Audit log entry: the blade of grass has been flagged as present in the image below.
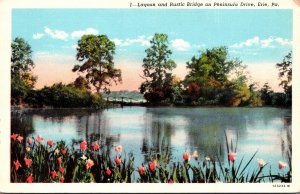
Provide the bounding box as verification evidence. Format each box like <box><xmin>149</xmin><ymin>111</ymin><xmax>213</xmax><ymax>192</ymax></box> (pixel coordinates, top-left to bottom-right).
<box><xmin>235</xmin><ymin>156</ymin><xmax>244</xmax><ymax>176</ymax></box>
<box><xmin>235</xmin><ymin>132</ymin><xmax>238</xmax><ymax>153</ymax></box>
<box><xmin>224</xmin><ymin>130</ymin><xmax>230</xmax><ymax>165</ymax></box>
<box><xmin>216</xmin><ymin>155</ymin><xmax>225</xmax><ymax>181</ymax></box>
<box><xmin>239</xmin><ymin>150</ymin><xmax>258</xmax><ymax>176</ymax></box>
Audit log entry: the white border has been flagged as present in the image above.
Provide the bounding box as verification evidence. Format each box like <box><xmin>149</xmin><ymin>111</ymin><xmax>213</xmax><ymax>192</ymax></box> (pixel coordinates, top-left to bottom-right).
<box><xmin>0</xmin><ymin>0</ymin><xmax>299</xmax><ymax>193</ymax></box>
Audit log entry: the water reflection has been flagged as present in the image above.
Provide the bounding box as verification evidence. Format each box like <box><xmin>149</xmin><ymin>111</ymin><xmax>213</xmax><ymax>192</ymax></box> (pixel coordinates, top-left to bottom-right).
<box><xmin>11</xmin><ymin>107</ymin><xmax>291</xmax><ymax>169</ymax></box>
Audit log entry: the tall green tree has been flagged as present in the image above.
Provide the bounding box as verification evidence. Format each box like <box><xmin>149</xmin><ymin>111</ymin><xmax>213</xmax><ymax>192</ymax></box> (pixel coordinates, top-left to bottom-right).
<box><xmin>72</xmin><ymin>34</ymin><xmax>122</xmax><ymax>93</ymax></box>
<box><xmin>11</xmin><ymin>37</ymin><xmax>37</xmax><ymax>104</ymax></box>
<box><xmin>184</xmin><ymin>46</ymin><xmax>249</xmax><ymax>105</ymax></box>
<box><xmin>11</xmin><ymin>37</ymin><xmax>34</xmax><ymax>75</ymax></box>
<box><xmin>276</xmin><ymin>51</ymin><xmax>292</xmax><ymax>107</ymax></box>
<box><xmin>276</xmin><ymin>52</ymin><xmax>292</xmax><ymax>93</ymax></box>
<box><xmin>140</xmin><ymin>33</ymin><xmax>176</xmax><ymax>103</ymax></box>
<box><xmin>260</xmin><ymin>82</ymin><xmax>274</xmax><ymax>105</ymax></box>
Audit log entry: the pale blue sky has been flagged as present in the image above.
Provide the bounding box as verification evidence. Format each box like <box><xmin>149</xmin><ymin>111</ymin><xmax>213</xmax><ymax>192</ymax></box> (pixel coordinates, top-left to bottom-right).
<box><xmin>12</xmin><ymin>9</ymin><xmax>292</xmax><ymax>90</ymax></box>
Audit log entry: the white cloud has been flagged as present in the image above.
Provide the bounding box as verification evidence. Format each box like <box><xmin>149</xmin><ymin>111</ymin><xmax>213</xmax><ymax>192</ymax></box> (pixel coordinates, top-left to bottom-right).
<box><xmin>230</xmin><ymin>36</ymin><xmax>260</xmax><ymax>48</ymax></box>
<box><xmin>32</xmin><ymin>33</ymin><xmax>45</xmax><ymax>40</ymax></box>
<box><xmin>44</xmin><ymin>27</ymin><xmax>69</xmax><ymax>41</ymax></box>
<box><xmin>112</xmin><ymin>35</ymin><xmax>152</xmax><ymax>47</ymax></box>
<box><xmin>230</xmin><ymin>36</ymin><xmax>292</xmax><ymax>49</ymax></box>
<box><xmin>71</xmin><ymin>28</ymin><xmax>99</xmax><ymax>39</ymax></box>
<box><xmin>112</xmin><ymin>38</ymin><xmax>123</xmax><ymax>46</ymax></box>
<box><xmin>171</xmin><ymin>39</ymin><xmax>191</xmax><ymax>51</ymax></box>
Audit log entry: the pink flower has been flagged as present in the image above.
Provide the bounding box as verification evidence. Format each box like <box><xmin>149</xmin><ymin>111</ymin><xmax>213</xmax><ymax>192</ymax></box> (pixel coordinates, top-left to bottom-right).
<box><xmin>27</xmin><ymin>137</ymin><xmax>33</xmax><ymax>145</ymax></box>
<box><xmin>115</xmin><ymin>145</ymin><xmax>122</xmax><ymax>153</ymax></box>
<box><xmin>13</xmin><ymin>160</ymin><xmax>21</xmax><ymax>171</ymax></box>
<box><xmin>138</xmin><ymin>166</ymin><xmax>145</xmax><ymax>175</ymax></box>
<box><xmin>61</xmin><ymin>149</ymin><xmax>67</xmax><ymax>155</ymax></box>
<box><xmin>17</xmin><ymin>135</ymin><xmax>23</xmax><ymax>143</ymax></box>
<box><xmin>54</xmin><ymin>148</ymin><xmax>60</xmax><ymax>155</ymax></box>
<box><xmin>80</xmin><ymin>141</ymin><xmax>87</xmax><ymax>151</ymax></box>
<box><xmin>114</xmin><ymin>157</ymin><xmax>122</xmax><ymax>165</ymax></box>
<box><xmin>11</xmin><ymin>133</ymin><xmax>18</xmax><ymax>141</ymax></box>
<box><xmin>47</xmin><ymin>139</ymin><xmax>53</xmax><ymax>147</ymax></box>
<box><xmin>106</xmin><ymin>168</ymin><xmax>112</xmax><ymax>176</ymax></box>
<box><xmin>149</xmin><ymin>161</ymin><xmax>157</xmax><ymax>172</ymax></box>
<box><xmin>168</xmin><ymin>179</ymin><xmax>174</xmax><ymax>184</ymax></box>
<box><xmin>59</xmin><ymin>166</ymin><xmax>65</xmax><ymax>174</ymax></box>
<box><xmin>183</xmin><ymin>152</ymin><xmax>190</xmax><ymax>162</ymax></box>
<box><xmin>51</xmin><ymin>170</ymin><xmax>58</xmax><ymax>179</ymax></box>
<box><xmin>257</xmin><ymin>159</ymin><xmax>266</xmax><ymax>168</ymax></box>
<box><xmin>278</xmin><ymin>161</ymin><xmax>287</xmax><ymax>169</ymax></box>
<box><xmin>36</xmin><ymin>135</ymin><xmax>43</xmax><ymax>144</ymax></box>
<box><xmin>26</xmin><ymin>174</ymin><xmax>34</xmax><ymax>183</ymax></box>
<box><xmin>24</xmin><ymin>157</ymin><xmax>32</xmax><ymax>168</ymax></box>
<box><xmin>25</xmin><ymin>147</ymin><xmax>31</xmax><ymax>152</ymax></box>
<box><xmin>60</xmin><ymin>176</ymin><xmax>65</xmax><ymax>183</ymax></box>
<box><xmin>192</xmin><ymin>150</ymin><xmax>199</xmax><ymax>160</ymax></box>
<box><xmin>228</xmin><ymin>152</ymin><xmax>236</xmax><ymax>163</ymax></box>
<box><xmin>57</xmin><ymin>157</ymin><xmax>62</xmax><ymax>164</ymax></box>
<box><xmin>93</xmin><ymin>143</ymin><xmax>100</xmax><ymax>151</ymax></box>
<box><xmin>86</xmin><ymin>159</ymin><xmax>94</xmax><ymax>170</ymax></box>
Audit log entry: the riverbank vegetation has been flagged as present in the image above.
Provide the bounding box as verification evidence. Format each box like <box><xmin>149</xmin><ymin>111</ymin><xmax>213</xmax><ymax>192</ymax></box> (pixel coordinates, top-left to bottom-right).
<box><xmin>11</xmin><ymin>34</ymin><xmax>292</xmax><ymax>108</ymax></box>
<box><xmin>11</xmin><ymin>132</ymin><xmax>291</xmax><ymax>183</ymax></box>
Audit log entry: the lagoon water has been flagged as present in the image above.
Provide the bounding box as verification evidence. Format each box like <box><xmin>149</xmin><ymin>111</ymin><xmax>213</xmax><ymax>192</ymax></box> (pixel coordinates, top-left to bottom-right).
<box><xmin>11</xmin><ymin>107</ymin><xmax>291</xmax><ymax>175</ymax></box>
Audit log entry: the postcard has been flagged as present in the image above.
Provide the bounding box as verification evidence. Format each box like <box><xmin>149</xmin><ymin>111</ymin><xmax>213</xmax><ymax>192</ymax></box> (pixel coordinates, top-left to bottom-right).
<box><xmin>0</xmin><ymin>0</ymin><xmax>299</xmax><ymax>193</ymax></box>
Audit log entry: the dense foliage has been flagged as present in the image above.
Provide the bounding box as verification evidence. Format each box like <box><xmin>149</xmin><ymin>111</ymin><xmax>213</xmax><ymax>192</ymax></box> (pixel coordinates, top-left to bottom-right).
<box><xmin>24</xmin><ymin>82</ymin><xmax>106</xmax><ymax>108</ymax></box>
<box><xmin>72</xmin><ymin>34</ymin><xmax>122</xmax><ymax>93</ymax></box>
<box><xmin>11</xmin><ymin>35</ymin><xmax>292</xmax><ymax>108</ymax></box>
<box><xmin>140</xmin><ymin>33</ymin><xmax>177</xmax><ymax>104</ymax></box>
<box><xmin>11</xmin><ymin>37</ymin><xmax>37</xmax><ymax>105</ymax></box>
<box><xmin>183</xmin><ymin>47</ymin><xmax>255</xmax><ymax>106</ymax></box>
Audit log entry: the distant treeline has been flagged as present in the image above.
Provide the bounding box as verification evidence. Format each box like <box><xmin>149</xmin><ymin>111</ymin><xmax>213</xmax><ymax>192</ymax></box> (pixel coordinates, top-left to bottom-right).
<box><xmin>11</xmin><ymin>34</ymin><xmax>292</xmax><ymax>108</ymax></box>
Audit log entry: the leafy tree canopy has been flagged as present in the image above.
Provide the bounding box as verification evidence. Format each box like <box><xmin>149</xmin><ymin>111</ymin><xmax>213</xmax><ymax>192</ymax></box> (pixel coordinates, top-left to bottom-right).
<box><xmin>140</xmin><ymin>33</ymin><xmax>177</xmax><ymax>103</ymax></box>
<box><xmin>11</xmin><ymin>37</ymin><xmax>34</xmax><ymax>76</ymax></box>
<box><xmin>72</xmin><ymin>34</ymin><xmax>122</xmax><ymax>93</ymax></box>
<box><xmin>276</xmin><ymin>51</ymin><xmax>292</xmax><ymax>92</ymax></box>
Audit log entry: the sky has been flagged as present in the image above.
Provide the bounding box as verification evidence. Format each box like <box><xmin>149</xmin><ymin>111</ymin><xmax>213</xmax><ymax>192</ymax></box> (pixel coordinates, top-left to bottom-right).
<box><xmin>12</xmin><ymin>9</ymin><xmax>293</xmax><ymax>91</ymax></box>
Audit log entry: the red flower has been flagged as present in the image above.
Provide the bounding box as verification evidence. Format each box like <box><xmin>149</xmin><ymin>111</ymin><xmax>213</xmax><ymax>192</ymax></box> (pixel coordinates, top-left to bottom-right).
<box><xmin>11</xmin><ymin>133</ymin><xmax>18</xmax><ymax>141</ymax></box>
<box><xmin>115</xmin><ymin>145</ymin><xmax>122</xmax><ymax>153</ymax></box>
<box><xmin>26</xmin><ymin>174</ymin><xmax>34</xmax><ymax>183</ymax></box>
<box><xmin>278</xmin><ymin>161</ymin><xmax>287</xmax><ymax>169</ymax></box>
<box><xmin>93</xmin><ymin>143</ymin><xmax>100</xmax><ymax>151</ymax></box>
<box><xmin>114</xmin><ymin>157</ymin><xmax>122</xmax><ymax>165</ymax></box>
<box><xmin>27</xmin><ymin>137</ymin><xmax>33</xmax><ymax>145</ymax></box>
<box><xmin>138</xmin><ymin>166</ymin><xmax>145</xmax><ymax>175</ymax></box>
<box><xmin>61</xmin><ymin>149</ymin><xmax>67</xmax><ymax>155</ymax></box>
<box><xmin>149</xmin><ymin>161</ymin><xmax>157</xmax><ymax>172</ymax></box>
<box><xmin>86</xmin><ymin>159</ymin><xmax>94</xmax><ymax>170</ymax></box>
<box><xmin>106</xmin><ymin>168</ymin><xmax>112</xmax><ymax>176</ymax></box>
<box><xmin>24</xmin><ymin>157</ymin><xmax>32</xmax><ymax>168</ymax></box>
<box><xmin>47</xmin><ymin>139</ymin><xmax>53</xmax><ymax>147</ymax></box>
<box><xmin>168</xmin><ymin>179</ymin><xmax>174</xmax><ymax>184</ymax></box>
<box><xmin>51</xmin><ymin>170</ymin><xmax>58</xmax><ymax>179</ymax></box>
<box><xmin>17</xmin><ymin>135</ymin><xmax>23</xmax><ymax>143</ymax></box>
<box><xmin>25</xmin><ymin>147</ymin><xmax>31</xmax><ymax>152</ymax></box>
<box><xmin>13</xmin><ymin>160</ymin><xmax>21</xmax><ymax>171</ymax></box>
<box><xmin>59</xmin><ymin>166</ymin><xmax>65</xmax><ymax>174</ymax></box>
<box><xmin>36</xmin><ymin>135</ymin><xmax>43</xmax><ymax>144</ymax></box>
<box><xmin>60</xmin><ymin>176</ymin><xmax>65</xmax><ymax>183</ymax></box>
<box><xmin>57</xmin><ymin>157</ymin><xmax>62</xmax><ymax>164</ymax></box>
<box><xmin>183</xmin><ymin>152</ymin><xmax>190</xmax><ymax>162</ymax></box>
<box><xmin>228</xmin><ymin>152</ymin><xmax>236</xmax><ymax>163</ymax></box>
<box><xmin>80</xmin><ymin>141</ymin><xmax>87</xmax><ymax>151</ymax></box>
